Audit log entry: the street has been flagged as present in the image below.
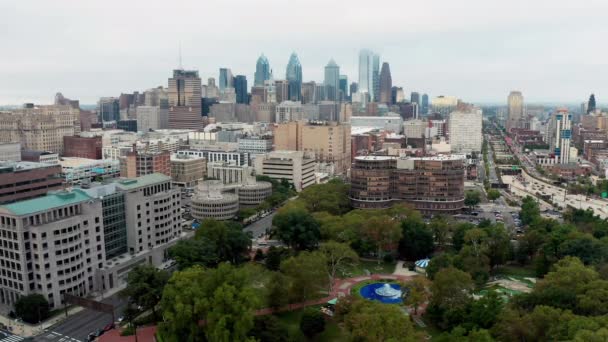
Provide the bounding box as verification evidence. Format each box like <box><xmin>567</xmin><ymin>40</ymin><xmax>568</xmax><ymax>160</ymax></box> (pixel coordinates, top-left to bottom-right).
<box><xmin>244</xmin><ymin>212</ymin><xmax>275</xmax><ymax>239</ymax></box>
<box><xmin>34</xmin><ymin>294</ymin><xmax>127</xmax><ymax>342</ymax></box>
<box><xmin>0</xmin><ymin>329</ymin><xmax>24</xmax><ymax>342</ymax></box>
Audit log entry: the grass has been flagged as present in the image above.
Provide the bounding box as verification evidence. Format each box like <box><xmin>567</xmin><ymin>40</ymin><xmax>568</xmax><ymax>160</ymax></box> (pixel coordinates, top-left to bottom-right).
<box><xmin>275</xmin><ymin>306</ymin><xmax>349</xmax><ymax>341</ymax></box>
<box><xmin>337</xmin><ymin>260</ymin><xmax>396</xmax><ymax>278</ymax></box>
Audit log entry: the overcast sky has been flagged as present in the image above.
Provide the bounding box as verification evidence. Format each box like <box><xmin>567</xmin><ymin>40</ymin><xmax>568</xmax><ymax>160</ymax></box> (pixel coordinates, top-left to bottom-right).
<box><xmin>1</xmin><ymin>0</ymin><xmax>607</xmax><ymax>105</ymax></box>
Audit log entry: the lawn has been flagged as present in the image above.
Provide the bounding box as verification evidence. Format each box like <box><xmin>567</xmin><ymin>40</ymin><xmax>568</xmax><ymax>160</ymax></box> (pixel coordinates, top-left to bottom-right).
<box><xmin>276</xmin><ymin>307</ymin><xmax>349</xmax><ymax>341</ymax></box>
<box><xmin>337</xmin><ymin>260</ymin><xmax>396</xmax><ymax>278</ymax></box>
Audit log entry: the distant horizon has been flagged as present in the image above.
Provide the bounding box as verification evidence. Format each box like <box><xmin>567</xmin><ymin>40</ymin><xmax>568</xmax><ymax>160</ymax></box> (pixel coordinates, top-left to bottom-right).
<box><xmin>1</xmin><ymin>0</ymin><xmax>607</xmax><ymax>104</ymax></box>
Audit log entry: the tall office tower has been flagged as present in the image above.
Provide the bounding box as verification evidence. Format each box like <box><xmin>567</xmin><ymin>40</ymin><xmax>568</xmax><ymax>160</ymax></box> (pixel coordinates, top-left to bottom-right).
<box><xmin>339</xmin><ymin>75</ymin><xmax>348</xmax><ymax>100</ymax></box>
<box><xmin>350</xmin><ymin>82</ymin><xmax>359</xmax><ymax>97</ymax></box>
<box><xmin>98</xmin><ymin>97</ymin><xmax>120</xmax><ymax>122</ymax></box>
<box><xmin>204</xmin><ymin>77</ymin><xmax>219</xmax><ymax>99</ymax></box>
<box><xmin>219</xmin><ymin>68</ymin><xmax>234</xmax><ymax>92</ymax></box>
<box><xmin>588</xmin><ymin>94</ymin><xmax>596</xmax><ymax>114</ymax></box>
<box><xmin>254</xmin><ymin>54</ymin><xmax>271</xmax><ymax>86</ymax></box>
<box><xmin>372</xmin><ymin>54</ymin><xmax>380</xmax><ymax>102</ymax></box>
<box><xmin>168</xmin><ymin>69</ymin><xmax>202</xmax><ymax>129</ymax></box>
<box><xmin>234</xmin><ymin>75</ymin><xmax>248</xmax><ymax>104</ymax></box>
<box><xmin>507</xmin><ymin>91</ymin><xmax>524</xmax><ymax>131</ymax></box>
<box><xmin>301</xmin><ymin>81</ymin><xmax>317</xmax><ymax>104</ymax></box>
<box><xmin>392</xmin><ymin>87</ymin><xmax>404</xmax><ymax>103</ymax></box>
<box><xmin>275</xmin><ymin>80</ymin><xmax>289</xmax><ymax>103</ymax></box>
<box><xmin>410</xmin><ymin>92</ymin><xmax>420</xmax><ymax>105</ymax></box>
<box><xmin>379</xmin><ymin>62</ymin><xmax>392</xmax><ymax>104</ymax></box>
<box><xmin>449</xmin><ymin>109</ymin><xmax>483</xmax><ymax>153</ymax></box>
<box><xmin>549</xmin><ymin>109</ymin><xmax>572</xmax><ymax>164</ymax></box>
<box><xmin>358</xmin><ymin>49</ymin><xmax>374</xmax><ymax>100</ymax></box>
<box><xmin>324</xmin><ymin>59</ymin><xmax>340</xmax><ymax>101</ymax></box>
<box><xmin>286</xmin><ymin>52</ymin><xmax>302</xmax><ymax>101</ymax></box>
<box><xmin>421</xmin><ymin>93</ymin><xmax>429</xmax><ymax>115</ymax></box>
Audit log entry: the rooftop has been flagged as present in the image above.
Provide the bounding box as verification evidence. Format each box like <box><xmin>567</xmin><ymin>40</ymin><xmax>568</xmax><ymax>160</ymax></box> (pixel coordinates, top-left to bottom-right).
<box><xmin>115</xmin><ymin>173</ymin><xmax>171</xmax><ymax>190</ymax></box>
<box><xmin>0</xmin><ymin>189</ymin><xmax>92</xmax><ymax>216</ymax></box>
<box><xmin>0</xmin><ymin>161</ymin><xmax>57</xmax><ymax>172</ymax></box>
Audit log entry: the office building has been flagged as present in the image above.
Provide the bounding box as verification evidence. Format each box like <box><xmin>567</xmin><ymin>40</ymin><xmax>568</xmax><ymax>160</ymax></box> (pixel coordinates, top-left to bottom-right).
<box><xmin>507</xmin><ymin>91</ymin><xmax>524</xmax><ymax>131</ymax></box>
<box><xmin>358</xmin><ymin>49</ymin><xmax>375</xmax><ymax>101</ymax></box>
<box><xmin>120</xmin><ymin>150</ymin><xmax>171</xmax><ymax>178</ymax></box>
<box><xmin>0</xmin><ymin>162</ymin><xmax>63</xmax><ymax>204</ymax></box>
<box><xmin>0</xmin><ymin>105</ymin><xmax>80</xmax><ymax>155</ymax></box>
<box><xmin>170</xmin><ymin>154</ymin><xmax>206</xmax><ymax>188</ymax></box>
<box><xmin>275</xmin><ymin>80</ymin><xmax>290</xmax><ymax>104</ymax></box>
<box><xmin>191</xmin><ymin>180</ymin><xmax>239</xmax><ymax>221</ymax></box>
<box><xmin>339</xmin><ymin>75</ymin><xmax>348</xmax><ymax>101</ymax></box>
<box><xmin>273</xmin><ymin>121</ymin><xmax>351</xmax><ymax>175</ymax></box>
<box><xmin>21</xmin><ymin>151</ymin><xmax>59</xmax><ymax>164</ymax></box>
<box><xmin>59</xmin><ymin>158</ymin><xmax>120</xmax><ymax>185</ymax></box>
<box><xmin>234</xmin><ymin>75</ymin><xmax>248</xmax><ymax>104</ymax></box>
<box><xmin>410</xmin><ymin>92</ymin><xmax>420</xmax><ymax>105</ymax></box>
<box><xmin>548</xmin><ymin>109</ymin><xmax>573</xmax><ymax>164</ymax></box>
<box><xmin>324</xmin><ymin>59</ymin><xmax>340</xmax><ymax>101</ymax></box>
<box><xmin>449</xmin><ymin>110</ymin><xmax>483</xmax><ymax>153</ymax></box>
<box><xmin>350</xmin><ymin>155</ymin><xmax>465</xmax><ymax>214</ymax></box>
<box><xmin>403</xmin><ymin>120</ymin><xmax>426</xmax><ymax>139</ymax></box>
<box><xmin>168</xmin><ymin>69</ymin><xmax>203</xmax><ymax>129</ymax></box>
<box><xmin>379</xmin><ymin>62</ymin><xmax>392</xmax><ymax>104</ymax></box>
<box><xmin>372</xmin><ymin>54</ymin><xmax>380</xmax><ymax>102</ymax></box>
<box><xmin>0</xmin><ymin>143</ymin><xmax>21</xmax><ymax>162</ymax></box>
<box><xmin>63</xmin><ymin>136</ymin><xmax>103</xmax><ymax>159</ymax></box>
<box><xmin>255</xmin><ymin>54</ymin><xmax>271</xmax><ymax>87</ymax></box>
<box><xmin>254</xmin><ymin>151</ymin><xmax>316</xmax><ymax>191</ymax></box>
<box><xmin>301</xmin><ymin>82</ymin><xmax>317</xmax><ymax>104</ymax></box>
<box><xmin>275</xmin><ymin>101</ymin><xmax>304</xmax><ymax>122</ymax></box>
<box><xmin>392</xmin><ymin>87</ymin><xmax>405</xmax><ymax>104</ymax></box>
<box><xmin>350</xmin><ymin>115</ymin><xmax>403</xmax><ymax>133</ymax></box>
<box><xmin>207</xmin><ymin>163</ymin><xmax>249</xmax><ymax>185</ymax></box>
<box><xmin>136</xmin><ymin>106</ymin><xmax>166</xmax><ymax>132</ymax></box>
<box><xmin>98</xmin><ymin>97</ymin><xmax>120</xmax><ymax>122</ymax></box>
<box><xmin>177</xmin><ymin>149</ymin><xmax>249</xmax><ymax>166</ymax></box>
<box><xmin>219</xmin><ymin>68</ymin><xmax>234</xmax><ymax>92</ymax></box>
<box><xmin>237</xmin><ymin>136</ymin><xmax>273</xmax><ymax>154</ymax></box>
<box><xmin>117</xmin><ymin>119</ymin><xmax>137</xmax><ymax>133</ymax></box>
<box><xmin>286</xmin><ymin>53</ymin><xmax>302</xmax><ymax>101</ymax></box>
<box><xmin>421</xmin><ymin>94</ymin><xmax>429</xmax><ymax>115</ymax></box>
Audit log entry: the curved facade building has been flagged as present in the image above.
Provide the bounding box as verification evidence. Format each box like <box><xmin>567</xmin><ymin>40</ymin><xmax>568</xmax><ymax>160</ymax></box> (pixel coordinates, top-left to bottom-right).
<box><xmin>191</xmin><ymin>181</ymin><xmax>239</xmax><ymax>221</ymax></box>
<box><xmin>350</xmin><ymin>156</ymin><xmax>465</xmax><ymax>214</ymax></box>
<box><xmin>238</xmin><ymin>181</ymin><xmax>272</xmax><ymax>206</ymax></box>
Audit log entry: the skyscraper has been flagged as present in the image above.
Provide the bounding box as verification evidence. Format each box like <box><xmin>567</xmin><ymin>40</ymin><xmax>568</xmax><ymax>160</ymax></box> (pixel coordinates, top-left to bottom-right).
<box><xmin>168</xmin><ymin>69</ymin><xmax>202</xmax><ymax>129</ymax></box>
<box><xmin>548</xmin><ymin>109</ymin><xmax>572</xmax><ymax>164</ymax></box>
<box><xmin>350</xmin><ymin>82</ymin><xmax>358</xmax><ymax>97</ymax></box>
<box><xmin>286</xmin><ymin>52</ymin><xmax>302</xmax><ymax>101</ymax></box>
<box><xmin>372</xmin><ymin>54</ymin><xmax>380</xmax><ymax>102</ymax></box>
<box><xmin>588</xmin><ymin>94</ymin><xmax>597</xmax><ymax>114</ymax></box>
<box><xmin>449</xmin><ymin>109</ymin><xmax>483</xmax><ymax>153</ymax></box>
<box><xmin>254</xmin><ymin>54</ymin><xmax>271</xmax><ymax>86</ymax></box>
<box><xmin>421</xmin><ymin>94</ymin><xmax>429</xmax><ymax>115</ymax></box>
<box><xmin>219</xmin><ymin>68</ymin><xmax>234</xmax><ymax>92</ymax></box>
<box><xmin>410</xmin><ymin>92</ymin><xmax>420</xmax><ymax>105</ymax></box>
<box><xmin>234</xmin><ymin>75</ymin><xmax>248</xmax><ymax>104</ymax></box>
<box><xmin>339</xmin><ymin>75</ymin><xmax>348</xmax><ymax>100</ymax></box>
<box><xmin>358</xmin><ymin>49</ymin><xmax>374</xmax><ymax>100</ymax></box>
<box><xmin>379</xmin><ymin>62</ymin><xmax>392</xmax><ymax>104</ymax></box>
<box><xmin>324</xmin><ymin>59</ymin><xmax>340</xmax><ymax>101</ymax></box>
<box><xmin>98</xmin><ymin>97</ymin><xmax>120</xmax><ymax>122</ymax></box>
<box><xmin>507</xmin><ymin>91</ymin><xmax>524</xmax><ymax>131</ymax></box>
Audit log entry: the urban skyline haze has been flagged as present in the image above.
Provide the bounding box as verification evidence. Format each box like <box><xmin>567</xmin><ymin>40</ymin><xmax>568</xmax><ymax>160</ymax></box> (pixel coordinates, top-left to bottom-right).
<box><xmin>1</xmin><ymin>0</ymin><xmax>607</xmax><ymax>104</ymax></box>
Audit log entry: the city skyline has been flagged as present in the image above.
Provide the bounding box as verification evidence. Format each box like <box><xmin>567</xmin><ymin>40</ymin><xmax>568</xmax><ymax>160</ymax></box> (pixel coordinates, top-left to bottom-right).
<box><xmin>1</xmin><ymin>0</ymin><xmax>608</xmax><ymax>104</ymax></box>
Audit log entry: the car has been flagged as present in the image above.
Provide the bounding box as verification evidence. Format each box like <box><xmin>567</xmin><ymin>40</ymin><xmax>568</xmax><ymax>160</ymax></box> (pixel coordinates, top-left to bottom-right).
<box><xmin>117</xmin><ymin>316</ymin><xmax>124</xmax><ymax>323</ymax></box>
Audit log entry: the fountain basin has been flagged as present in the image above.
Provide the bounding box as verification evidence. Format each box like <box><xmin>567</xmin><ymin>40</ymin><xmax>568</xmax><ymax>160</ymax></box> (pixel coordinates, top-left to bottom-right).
<box><xmin>359</xmin><ymin>282</ymin><xmax>403</xmax><ymax>304</ymax></box>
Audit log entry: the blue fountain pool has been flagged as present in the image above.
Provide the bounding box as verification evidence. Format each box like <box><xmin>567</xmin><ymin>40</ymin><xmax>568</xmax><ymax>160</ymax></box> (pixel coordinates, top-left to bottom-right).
<box><xmin>359</xmin><ymin>282</ymin><xmax>403</xmax><ymax>304</ymax></box>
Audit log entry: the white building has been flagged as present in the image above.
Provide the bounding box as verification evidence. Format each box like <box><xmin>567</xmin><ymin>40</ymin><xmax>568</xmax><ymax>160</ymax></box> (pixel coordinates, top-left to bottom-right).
<box><xmin>275</xmin><ymin>101</ymin><xmax>303</xmax><ymax>122</ymax></box>
<box><xmin>551</xmin><ymin>109</ymin><xmax>573</xmax><ymax>164</ymax></box>
<box><xmin>237</xmin><ymin>136</ymin><xmax>273</xmax><ymax>154</ymax></box>
<box><xmin>254</xmin><ymin>150</ymin><xmax>317</xmax><ymax>191</ymax></box>
<box><xmin>136</xmin><ymin>106</ymin><xmax>163</xmax><ymax>132</ymax></box>
<box><xmin>350</xmin><ymin>115</ymin><xmax>403</xmax><ymax>133</ymax></box>
<box><xmin>0</xmin><ymin>142</ymin><xmax>21</xmax><ymax>162</ymax></box>
<box><xmin>449</xmin><ymin>110</ymin><xmax>483</xmax><ymax>153</ymax></box>
<box><xmin>403</xmin><ymin>120</ymin><xmax>426</xmax><ymax>139</ymax></box>
<box><xmin>59</xmin><ymin>157</ymin><xmax>120</xmax><ymax>184</ymax></box>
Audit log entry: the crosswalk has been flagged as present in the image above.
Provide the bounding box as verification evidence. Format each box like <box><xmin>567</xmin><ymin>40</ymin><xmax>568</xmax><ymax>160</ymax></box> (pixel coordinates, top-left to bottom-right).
<box><xmin>0</xmin><ymin>334</ymin><xmax>24</xmax><ymax>342</ymax></box>
<box><xmin>45</xmin><ymin>331</ymin><xmax>82</xmax><ymax>342</ymax></box>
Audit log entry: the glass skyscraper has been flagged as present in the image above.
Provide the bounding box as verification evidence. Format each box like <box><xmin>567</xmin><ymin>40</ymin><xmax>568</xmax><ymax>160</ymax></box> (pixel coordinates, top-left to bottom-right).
<box><xmin>358</xmin><ymin>49</ymin><xmax>379</xmax><ymax>102</ymax></box>
<box><xmin>219</xmin><ymin>68</ymin><xmax>233</xmax><ymax>91</ymax></box>
<box><xmin>234</xmin><ymin>75</ymin><xmax>248</xmax><ymax>104</ymax></box>
<box><xmin>286</xmin><ymin>52</ymin><xmax>302</xmax><ymax>101</ymax></box>
<box><xmin>339</xmin><ymin>75</ymin><xmax>348</xmax><ymax>100</ymax></box>
<box><xmin>254</xmin><ymin>54</ymin><xmax>271</xmax><ymax>86</ymax></box>
<box><xmin>324</xmin><ymin>59</ymin><xmax>340</xmax><ymax>101</ymax></box>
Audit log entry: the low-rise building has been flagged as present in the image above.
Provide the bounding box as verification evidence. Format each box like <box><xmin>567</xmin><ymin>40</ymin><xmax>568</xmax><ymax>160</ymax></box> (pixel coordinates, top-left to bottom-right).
<box><xmin>0</xmin><ymin>161</ymin><xmax>64</xmax><ymax>204</ymax></box>
<box><xmin>170</xmin><ymin>154</ymin><xmax>206</xmax><ymax>188</ymax></box>
<box><xmin>0</xmin><ymin>142</ymin><xmax>21</xmax><ymax>162</ymax></box>
<box><xmin>237</xmin><ymin>136</ymin><xmax>273</xmax><ymax>155</ymax></box>
<box><xmin>63</xmin><ymin>136</ymin><xmax>103</xmax><ymax>160</ymax></box>
<box><xmin>254</xmin><ymin>151</ymin><xmax>316</xmax><ymax>191</ymax></box>
<box><xmin>191</xmin><ymin>181</ymin><xmax>239</xmax><ymax>220</ymax></box>
<box><xmin>59</xmin><ymin>157</ymin><xmax>120</xmax><ymax>185</ymax></box>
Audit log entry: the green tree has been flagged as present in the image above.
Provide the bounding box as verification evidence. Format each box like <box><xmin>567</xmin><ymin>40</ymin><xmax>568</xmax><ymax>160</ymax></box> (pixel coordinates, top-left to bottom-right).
<box><xmin>487</xmin><ymin>189</ymin><xmax>501</xmax><ymax>201</ymax></box>
<box><xmin>483</xmin><ymin>224</ymin><xmax>511</xmax><ymax>268</ymax></box>
<box><xmin>435</xmin><ymin>327</ymin><xmax>494</xmax><ymax>342</ymax></box>
<box><xmin>426</xmin><ymin>253</ymin><xmax>454</xmax><ymax>280</ymax></box>
<box><xmin>272</xmin><ymin>207</ymin><xmax>320</xmax><ymax>251</ymax></box>
<box><xmin>464</xmin><ymin>190</ymin><xmax>481</xmax><ymax>208</ymax></box>
<box><xmin>298</xmin><ymin>179</ymin><xmax>351</xmax><ymax>215</ymax></box>
<box><xmin>430</xmin><ymin>267</ymin><xmax>474</xmax><ymax>312</ymax></box>
<box><xmin>264</xmin><ymin>246</ymin><xmax>291</xmax><ymax>271</ymax></box>
<box><xmin>319</xmin><ymin>241</ymin><xmax>358</xmax><ymax>291</ymax></box>
<box><xmin>280</xmin><ymin>251</ymin><xmax>329</xmax><ymax>302</ymax></box>
<box><xmin>196</xmin><ymin>220</ymin><xmax>251</xmax><ymax>264</ymax></box>
<box><xmin>249</xmin><ymin>315</ymin><xmax>289</xmax><ymax>342</ymax></box>
<box><xmin>403</xmin><ymin>276</ymin><xmax>431</xmax><ymax>314</ymax></box>
<box><xmin>266</xmin><ymin>272</ymin><xmax>290</xmax><ymax>309</ymax></box>
<box><xmin>168</xmin><ymin>238</ymin><xmax>218</xmax><ymax>270</ymax></box>
<box><xmin>360</xmin><ymin>215</ymin><xmax>402</xmax><ymax>261</ymax></box>
<box><xmin>452</xmin><ymin>222</ymin><xmax>476</xmax><ymax>252</ymax></box>
<box><xmin>520</xmin><ymin>196</ymin><xmax>541</xmax><ymax>225</ymax></box>
<box><xmin>299</xmin><ymin>308</ymin><xmax>325</xmax><ymax>338</ymax></box>
<box><xmin>122</xmin><ymin>264</ymin><xmax>169</xmax><ymax>318</ymax></box>
<box><xmin>14</xmin><ymin>294</ymin><xmax>49</xmax><ymax>324</ymax></box>
<box><xmin>343</xmin><ymin>298</ymin><xmax>419</xmax><ymax>342</ymax></box>
<box><xmin>429</xmin><ymin>216</ymin><xmax>451</xmax><ymax>249</ymax></box>
<box><xmin>467</xmin><ymin>290</ymin><xmax>504</xmax><ymax>329</ymax></box>
<box><xmin>399</xmin><ymin>215</ymin><xmax>435</xmax><ymax>261</ymax></box>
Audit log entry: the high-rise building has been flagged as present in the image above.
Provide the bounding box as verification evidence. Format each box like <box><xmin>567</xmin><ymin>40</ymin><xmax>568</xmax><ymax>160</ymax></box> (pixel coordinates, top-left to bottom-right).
<box><xmin>219</xmin><ymin>68</ymin><xmax>234</xmax><ymax>92</ymax></box>
<box><xmin>548</xmin><ymin>108</ymin><xmax>573</xmax><ymax>164</ymax></box>
<box><xmin>234</xmin><ymin>75</ymin><xmax>248</xmax><ymax>104</ymax></box>
<box><xmin>379</xmin><ymin>62</ymin><xmax>392</xmax><ymax>104</ymax></box>
<box><xmin>507</xmin><ymin>91</ymin><xmax>524</xmax><ymax>131</ymax></box>
<box><xmin>421</xmin><ymin>94</ymin><xmax>429</xmax><ymax>115</ymax></box>
<box><xmin>588</xmin><ymin>94</ymin><xmax>597</xmax><ymax>114</ymax></box>
<box><xmin>275</xmin><ymin>101</ymin><xmax>304</xmax><ymax>122</ymax></box>
<box><xmin>254</xmin><ymin>54</ymin><xmax>271</xmax><ymax>87</ymax></box>
<box><xmin>392</xmin><ymin>87</ymin><xmax>405</xmax><ymax>103</ymax></box>
<box><xmin>431</xmin><ymin>96</ymin><xmax>459</xmax><ymax>117</ymax></box>
<box><xmin>372</xmin><ymin>54</ymin><xmax>380</xmax><ymax>102</ymax></box>
<box><xmin>358</xmin><ymin>49</ymin><xmax>374</xmax><ymax>100</ymax></box>
<box><xmin>136</xmin><ymin>106</ymin><xmax>166</xmax><ymax>132</ymax></box>
<box><xmin>410</xmin><ymin>92</ymin><xmax>420</xmax><ymax>105</ymax></box>
<box><xmin>168</xmin><ymin>69</ymin><xmax>202</xmax><ymax>129</ymax></box>
<box><xmin>350</xmin><ymin>82</ymin><xmax>359</xmax><ymax>97</ymax></box>
<box><xmin>449</xmin><ymin>110</ymin><xmax>483</xmax><ymax>153</ymax></box>
<box><xmin>339</xmin><ymin>75</ymin><xmax>348</xmax><ymax>101</ymax></box>
<box><xmin>98</xmin><ymin>97</ymin><xmax>120</xmax><ymax>122</ymax></box>
<box><xmin>350</xmin><ymin>155</ymin><xmax>465</xmax><ymax>213</ymax></box>
<box><xmin>286</xmin><ymin>52</ymin><xmax>302</xmax><ymax>101</ymax></box>
<box><xmin>275</xmin><ymin>80</ymin><xmax>290</xmax><ymax>104</ymax></box>
<box><xmin>273</xmin><ymin>121</ymin><xmax>351</xmax><ymax>175</ymax></box>
<box><xmin>324</xmin><ymin>59</ymin><xmax>340</xmax><ymax>101</ymax></box>
<box><xmin>301</xmin><ymin>81</ymin><xmax>317</xmax><ymax>104</ymax></box>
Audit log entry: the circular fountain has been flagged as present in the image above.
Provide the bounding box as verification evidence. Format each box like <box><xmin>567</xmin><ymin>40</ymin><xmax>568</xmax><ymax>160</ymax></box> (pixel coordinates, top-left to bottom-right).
<box><xmin>359</xmin><ymin>282</ymin><xmax>403</xmax><ymax>304</ymax></box>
